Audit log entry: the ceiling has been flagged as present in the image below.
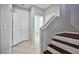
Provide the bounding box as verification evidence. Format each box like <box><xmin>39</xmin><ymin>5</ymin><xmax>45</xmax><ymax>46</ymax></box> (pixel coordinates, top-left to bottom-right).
<box><xmin>15</xmin><ymin>4</ymin><xmax>52</xmax><ymax>9</ymax></box>
<box><xmin>33</xmin><ymin>4</ymin><xmax>52</xmax><ymax>9</ymax></box>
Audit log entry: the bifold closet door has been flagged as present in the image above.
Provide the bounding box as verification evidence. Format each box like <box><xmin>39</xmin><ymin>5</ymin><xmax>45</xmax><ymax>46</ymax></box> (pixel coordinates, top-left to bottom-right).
<box><xmin>13</xmin><ymin>8</ymin><xmax>29</xmax><ymax>46</ymax></box>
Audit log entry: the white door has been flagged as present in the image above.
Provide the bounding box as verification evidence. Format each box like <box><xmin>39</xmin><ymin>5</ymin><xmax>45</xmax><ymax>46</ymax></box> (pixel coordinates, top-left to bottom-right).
<box><xmin>34</xmin><ymin>15</ymin><xmax>44</xmax><ymax>53</ymax></box>
<box><xmin>13</xmin><ymin>8</ymin><xmax>29</xmax><ymax>46</ymax></box>
<box><xmin>21</xmin><ymin>10</ymin><xmax>29</xmax><ymax>41</ymax></box>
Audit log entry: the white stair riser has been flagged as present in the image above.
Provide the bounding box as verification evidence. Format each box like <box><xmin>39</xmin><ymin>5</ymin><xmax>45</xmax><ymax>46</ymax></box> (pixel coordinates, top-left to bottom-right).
<box><xmin>47</xmin><ymin>47</ymin><xmax>61</xmax><ymax>54</ymax></box>
<box><xmin>51</xmin><ymin>40</ymin><xmax>79</xmax><ymax>54</ymax></box>
<box><xmin>54</xmin><ymin>36</ymin><xmax>79</xmax><ymax>46</ymax></box>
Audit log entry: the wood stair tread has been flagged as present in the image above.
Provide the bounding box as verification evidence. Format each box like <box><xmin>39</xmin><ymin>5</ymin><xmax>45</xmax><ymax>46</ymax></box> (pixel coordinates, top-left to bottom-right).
<box><xmin>48</xmin><ymin>44</ymin><xmax>71</xmax><ymax>54</ymax></box>
<box><xmin>43</xmin><ymin>50</ymin><xmax>52</xmax><ymax>54</ymax></box>
<box><xmin>56</xmin><ymin>33</ymin><xmax>79</xmax><ymax>40</ymax></box>
<box><xmin>52</xmin><ymin>39</ymin><xmax>79</xmax><ymax>49</ymax></box>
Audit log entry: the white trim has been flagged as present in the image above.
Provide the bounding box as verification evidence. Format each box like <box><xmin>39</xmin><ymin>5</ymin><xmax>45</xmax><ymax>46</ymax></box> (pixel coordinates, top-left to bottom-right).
<box><xmin>55</xmin><ymin>31</ymin><xmax>79</xmax><ymax>34</ymax></box>
<box><xmin>54</xmin><ymin>36</ymin><xmax>79</xmax><ymax>46</ymax></box>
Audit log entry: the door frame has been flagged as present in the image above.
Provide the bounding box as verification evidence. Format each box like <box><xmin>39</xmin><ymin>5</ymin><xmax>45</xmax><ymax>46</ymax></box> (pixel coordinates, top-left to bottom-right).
<box><xmin>11</xmin><ymin>6</ymin><xmax>30</xmax><ymax>46</ymax></box>
<box><xmin>34</xmin><ymin>14</ymin><xmax>44</xmax><ymax>53</ymax></box>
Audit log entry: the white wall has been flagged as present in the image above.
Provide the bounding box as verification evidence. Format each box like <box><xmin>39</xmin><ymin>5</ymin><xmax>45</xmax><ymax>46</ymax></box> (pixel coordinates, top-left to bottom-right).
<box><xmin>30</xmin><ymin>7</ymin><xmax>34</xmax><ymax>43</ymax></box>
<box><xmin>30</xmin><ymin>7</ymin><xmax>44</xmax><ymax>53</ymax></box>
<box><xmin>52</xmin><ymin>4</ymin><xmax>79</xmax><ymax>33</ymax></box>
<box><xmin>0</xmin><ymin>5</ymin><xmax>1</xmax><ymax>53</ymax></box>
<box><xmin>0</xmin><ymin>5</ymin><xmax>12</xmax><ymax>54</ymax></box>
<box><xmin>30</xmin><ymin>7</ymin><xmax>44</xmax><ymax>43</ymax></box>
<box><xmin>45</xmin><ymin>5</ymin><xmax>60</xmax><ymax>23</ymax></box>
<box><xmin>71</xmin><ymin>5</ymin><xmax>79</xmax><ymax>31</ymax></box>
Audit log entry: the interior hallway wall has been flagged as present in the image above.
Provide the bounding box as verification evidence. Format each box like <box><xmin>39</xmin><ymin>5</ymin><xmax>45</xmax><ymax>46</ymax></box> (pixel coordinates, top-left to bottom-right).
<box><xmin>30</xmin><ymin>7</ymin><xmax>44</xmax><ymax>44</ymax></box>
<box><xmin>0</xmin><ymin>5</ymin><xmax>1</xmax><ymax>53</ymax></box>
<box><xmin>52</xmin><ymin>4</ymin><xmax>79</xmax><ymax>34</ymax></box>
<box><xmin>45</xmin><ymin>5</ymin><xmax>60</xmax><ymax>23</ymax></box>
<box><xmin>30</xmin><ymin>7</ymin><xmax>44</xmax><ymax>53</ymax></box>
<box><xmin>71</xmin><ymin>5</ymin><xmax>79</xmax><ymax>31</ymax></box>
<box><xmin>0</xmin><ymin>4</ymin><xmax>12</xmax><ymax>54</ymax></box>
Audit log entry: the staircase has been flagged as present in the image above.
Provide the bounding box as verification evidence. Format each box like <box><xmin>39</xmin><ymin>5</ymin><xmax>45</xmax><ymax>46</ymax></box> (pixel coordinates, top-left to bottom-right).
<box><xmin>43</xmin><ymin>32</ymin><xmax>79</xmax><ymax>54</ymax></box>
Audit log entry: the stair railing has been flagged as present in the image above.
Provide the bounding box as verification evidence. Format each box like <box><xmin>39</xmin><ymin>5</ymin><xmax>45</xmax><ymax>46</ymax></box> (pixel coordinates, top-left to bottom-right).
<box><xmin>41</xmin><ymin>15</ymin><xmax>56</xmax><ymax>30</ymax></box>
<box><xmin>39</xmin><ymin>15</ymin><xmax>58</xmax><ymax>53</ymax></box>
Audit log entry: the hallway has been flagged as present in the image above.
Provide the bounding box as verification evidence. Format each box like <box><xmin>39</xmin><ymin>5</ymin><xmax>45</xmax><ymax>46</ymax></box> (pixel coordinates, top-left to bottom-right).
<box><xmin>11</xmin><ymin>40</ymin><xmax>35</xmax><ymax>54</ymax></box>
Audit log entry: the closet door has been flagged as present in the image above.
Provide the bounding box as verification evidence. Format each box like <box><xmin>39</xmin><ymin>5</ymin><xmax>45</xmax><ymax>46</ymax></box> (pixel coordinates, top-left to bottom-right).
<box><xmin>21</xmin><ymin>10</ymin><xmax>29</xmax><ymax>41</ymax></box>
<box><xmin>13</xmin><ymin>8</ymin><xmax>29</xmax><ymax>46</ymax></box>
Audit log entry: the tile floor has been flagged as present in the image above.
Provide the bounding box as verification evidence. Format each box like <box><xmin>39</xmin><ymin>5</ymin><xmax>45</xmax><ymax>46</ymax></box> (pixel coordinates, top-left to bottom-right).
<box><xmin>11</xmin><ymin>40</ymin><xmax>36</xmax><ymax>54</ymax></box>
